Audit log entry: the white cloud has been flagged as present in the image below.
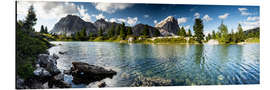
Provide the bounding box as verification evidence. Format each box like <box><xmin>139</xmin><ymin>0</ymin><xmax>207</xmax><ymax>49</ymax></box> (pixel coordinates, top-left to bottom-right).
<box><xmin>108</xmin><ymin>17</ymin><xmax>138</xmax><ymax>26</ymax></box>
<box><xmin>179</xmin><ymin>25</ymin><xmax>190</xmax><ymax>30</ymax></box>
<box><xmin>117</xmin><ymin>18</ymin><xmax>126</xmax><ymax>23</ymax></box>
<box><xmin>17</xmin><ymin>1</ymin><xmax>80</xmax><ymax>31</ymax></box>
<box><xmin>109</xmin><ymin>18</ymin><xmax>117</xmax><ymax>22</ymax></box>
<box><xmin>204</xmin><ymin>31</ymin><xmax>212</xmax><ymax>35</ymax></box>
<box><xmin>238</xmin><ymin>8</ymin><xmax>248</xmax><ymax>11</ymax></box>
<box><xmin>17</xmin><ymin>2</ymin><xmax>78</xmax><ymax>20</ymax></box>
<box><xmin>93</xmin><ymin>13</ymin><xmax>105</xmax><ymax>20</ymax></box>
<box><xmin>93</xmin><ymin>3</ymin><xmax>133</xmax><ymax>14</ymax></box>
<box><xmin>144</xmin><ymin>14</ymin><xmax>149</xmax><ymax>18</ymax></box>
<box><xmin>184</xmin><ymin>25</ymin><xmax>190</xmax><ymax>30</ymax></box>
<box><xmin>194</xmin><ymin>12</ymin><xmax>200</xmax><ymax>18</ymax></box>
<box><xmin>77</xmin><ymin>5</ymin><xmax>92</xmax><ymax>22</ymax></box>
<box><xmin>240</xmin><ymin>21</ymin><xmax>260</xmax><ymax>30</ymax></box>
<box><xmin>238</xmin><ymin>8</ymin><xmax>251</xmax><ymax>16</ymax></box>
<box><xmin>127</xmin><ymin>17</ymin><xmax>138</xmax><ymax>26</ymax></box>
<box><xmin>154</xmin><ymin>20</ymin><xmax>158</xmax><ymax>24</ymax></box>
<box><xmin>202</xmin><ymin>14</ymin><xmax>213</xmax><ymax>22</ymax></box>
<box><xmin>240</xmin><ymin>16</ymin><xmax>260</xmax><ymax>30</ymax></box>
<box><xmin>177</xmin><ymin>17</ymin><xmax>187</xmax><ymax>24</ymax></box>
<box><xmin>247</xmin><ymin>16</ymin><xmax>259</xmax><ymax>21</ymax></box>
<box><xmin>218</xmin><ymin>13</ymin><xmax>229</xmax><ymax>19</ymax></box>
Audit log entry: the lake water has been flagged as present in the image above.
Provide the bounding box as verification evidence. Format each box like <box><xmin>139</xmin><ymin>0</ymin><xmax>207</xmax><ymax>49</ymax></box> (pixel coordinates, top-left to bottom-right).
<box><xmin>48</xmin><ymin>41</ymin><xmax>260</xmax><ymax>87</ymax></box>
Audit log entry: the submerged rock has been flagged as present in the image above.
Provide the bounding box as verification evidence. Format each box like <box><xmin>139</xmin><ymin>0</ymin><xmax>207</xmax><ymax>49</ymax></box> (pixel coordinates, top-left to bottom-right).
<box><xmin>33</xmin><ymin>67</ymin><xmax>51</xmax><ymax>77</ymax></box>
<box><xmin>218</xmin><ymin>75</ymin><xmax>224</xmax><ymax>80</ymax></box>
<box><xmin>67</xmin><ymin>62</ymin><xmax>117</xmax><ymax>84</ymax></box>
<box><xmin>50</xmin><ymin>74</ymin><xmax>71</xmax><ymax>88</ymax></box>
<box><xmin>58</xmin><ymin>51</ymin><xmax>66</xmax><ymax>54</ymax></box>
<box><xmin>131</xmin><ymin>76</ymin><xmax>172</xmax><ymax>87</ymax></box>
<box><xmin>98</xmin><ymin>82</ymin><xmax>106</xmax><ymax>88</ymax></box>
<box><xmin>53</xmin><ymin>53</ymin><xmax>59</xmax><ymax>59</ymax></box>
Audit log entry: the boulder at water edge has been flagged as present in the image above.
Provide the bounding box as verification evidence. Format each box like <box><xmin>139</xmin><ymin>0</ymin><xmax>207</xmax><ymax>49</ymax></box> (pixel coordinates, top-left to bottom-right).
<box><xmin>66</xmin><ymin>62</ymin><xmax>117</xmax><ymax>84</ymax></box>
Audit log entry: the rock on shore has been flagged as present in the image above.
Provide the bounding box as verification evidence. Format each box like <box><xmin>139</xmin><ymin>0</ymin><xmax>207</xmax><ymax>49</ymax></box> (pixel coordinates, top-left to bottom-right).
<box><xmin>64</xmin><ymin>62</ymin><xmax>117</xmax><ymax>84</ymax></box>
<box><xmin>16</xmin><ymin>54</ymin><xmax>71</xmax><ymax>89</ymax></box>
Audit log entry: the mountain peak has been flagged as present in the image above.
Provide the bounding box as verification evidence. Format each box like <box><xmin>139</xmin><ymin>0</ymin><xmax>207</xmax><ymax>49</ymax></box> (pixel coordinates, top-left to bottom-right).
<box><xmin>95</xmin><ymin>18</ymin><xmax>106</xmax><ymax>23</ymax></box>
<box><xmin>65</xmin><ymin>15</ymin><xmax>81</xmax><ymax>19</ymax></box>
<box><xmin>155</xmin><ymin>16</ymin><xmax>177</xmax><ymax>27</ymax></box>
<box><xmin>50</xmin><ymin>14</ymin><xmax>95</xmax><ymax>35</ymax></box>
<box><xmin>154</xmin><ymin>16</ymin><xmax>179</xmax><ymax>36</ymax></box>
<box><xmin>165</xmin><ymin>16</ymin><xmax>175</xmax><ymax>21</ymax></box>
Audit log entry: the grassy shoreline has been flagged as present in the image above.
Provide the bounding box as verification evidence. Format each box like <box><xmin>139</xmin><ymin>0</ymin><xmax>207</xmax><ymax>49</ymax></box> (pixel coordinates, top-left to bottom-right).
<box><xmin>50</xmin><ymin>37</ymin><xmax>259</xmax><ymax>45</ymax></box>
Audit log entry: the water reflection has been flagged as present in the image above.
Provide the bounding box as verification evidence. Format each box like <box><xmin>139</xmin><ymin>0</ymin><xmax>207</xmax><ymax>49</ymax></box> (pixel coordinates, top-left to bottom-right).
<box><xmin>49</xmin><ymin>42</ymin><xmax>260</xmax><ymax>87</ymax></box>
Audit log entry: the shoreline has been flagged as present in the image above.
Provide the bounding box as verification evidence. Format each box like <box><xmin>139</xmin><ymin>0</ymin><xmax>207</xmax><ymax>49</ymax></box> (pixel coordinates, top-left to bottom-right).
<box><xmin>49</xmin><ymin>40</ymin><xmax>259</xmax><ymax>45</ymax></box>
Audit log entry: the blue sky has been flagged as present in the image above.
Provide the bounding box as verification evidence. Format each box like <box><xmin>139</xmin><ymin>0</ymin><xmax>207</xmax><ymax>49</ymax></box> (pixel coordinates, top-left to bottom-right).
<box><xmin>17</xmin><ymin>1</ymin><xmax>259</xmax><ymax>34</ymax></box>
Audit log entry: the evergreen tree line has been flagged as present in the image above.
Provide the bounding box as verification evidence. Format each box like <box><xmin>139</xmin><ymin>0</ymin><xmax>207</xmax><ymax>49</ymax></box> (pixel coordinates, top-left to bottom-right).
<box><xmin>177</xmin><ymin>18</ymin><xmax>204</xmax><ymax>43</ymax></box>
<box><xmin>205</xmin><ymin>22</ymin><xmax>259</xmax><ymax>43</ymax></box>
<box><xmin>49</xmin><ymin>17</ymin><xmax>258</xmax><ymax>44</ymax></box>
<box><xmin>177</xmin><ymin>18</ymin><xmax>259</xmax><ymax>44</ymax></box>
<box><xmin>53</xmin><ymin>22</ymin><xmax>161</xmax><ymax>41</ymax></box>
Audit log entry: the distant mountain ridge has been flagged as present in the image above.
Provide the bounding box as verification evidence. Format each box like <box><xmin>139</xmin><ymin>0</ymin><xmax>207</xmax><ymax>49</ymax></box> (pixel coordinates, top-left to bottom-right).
<box><xmin>244</xmin><ymin>27</ymin><xmax>260</xmax><ymax>35</ymax></box>
<box><xmin>50</xmin><ymin>15</ymin><xmax>180</xmax><ymax>37</ymax></box>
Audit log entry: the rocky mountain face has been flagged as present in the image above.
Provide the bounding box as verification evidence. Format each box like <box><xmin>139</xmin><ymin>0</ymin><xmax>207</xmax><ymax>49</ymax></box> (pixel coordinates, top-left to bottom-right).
<box><xmin>50</xmin><ymin>15</ymin><xmax>97</xmax><ymax>36</ymax></box>
<box><xmin>244</xmin><ymin>27</ymin><xmax>260</xmax><ymax>35</ymax></box>
<box><xmin>94</xmin><ymin>19</ymin><xmax>120</xmax><ymax>32</ymax></box>
<box><xmin>132</xmin><ymin>24</ymin><xmax>159</xmax><ymax>37</ymax></box>
<box><xmin>50</xmin><ymin>15</ymin><xmax>121</xmax><ymax>36</ymax></box>
<box><xmin>51</xmin><ymin>15</ymin><xmax>180</xmax><ymax>37</ymax></box>
<box><xmin>155</xmin><ymin>16</ymin><xmax>180</xmax><ymax>36</ymax></box>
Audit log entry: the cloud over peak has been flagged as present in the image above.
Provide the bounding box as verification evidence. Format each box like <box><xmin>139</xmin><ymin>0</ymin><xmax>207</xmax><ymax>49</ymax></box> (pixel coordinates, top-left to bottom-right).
<box><xmin>177</xmin><ymin>17</ymin><xmax>187</xmax><ymax>24</ymax></box>
<box><xmin>93</xmin><ymin>3</ymin><xmax>133</xmax><ymax>14</ymax></box>
<box><xmin>247</xmin><ymin>16</ymin><xmax>259</xmax><ymax>21</ymax></box>
<box><xmin>238</xmin><ymin>8</ymin><xmax>251</xmax><ymax>16</ymax></box>
<box><xmin>194</xmin><ymin>12</ymin><xmax>200</xmax><ymax>18</ymax></box>
<box><xmin>218</xmin><ymin>13</ymin><xmax>229</xmax><ymax>19</ymax></box>
<box><xmin>202</xmin><ymin>14</ymin><xmax>213</xmax><ymax>22</ymax></box>
<box><xmin>78</xmin><ymin>5</ymin><xmax>92</xmax><ymax>22</ymax></box>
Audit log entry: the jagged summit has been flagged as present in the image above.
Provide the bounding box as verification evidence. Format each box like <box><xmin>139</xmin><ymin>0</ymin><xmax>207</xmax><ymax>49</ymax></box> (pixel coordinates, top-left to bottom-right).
<box><xmin>50</xmin><ymin>15</ymin><xmax>180</xmax><ymax>37</ymax></box>
<box><xmin>50</xmin><ymin>15</ymin><xmax>91</xmax><ymax>36</ymax></box>
<box><xmin>155</xmin><ymin>16</ymin><xmax>179</xmax><ymax>36</ymax></box>
<box><xmin>50</xmin><ymin>15</ymin><xmax>120</xmax><ymax>36</ymax></box>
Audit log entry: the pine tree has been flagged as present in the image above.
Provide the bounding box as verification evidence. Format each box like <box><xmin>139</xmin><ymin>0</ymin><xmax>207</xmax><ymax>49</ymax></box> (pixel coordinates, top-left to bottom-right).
<box><xmin>206</xmin><ymin>33</ymin><xmax>211</xmax><ymax>41</ymax></box>
<box><xmin>187</xmin><ymin>29</ymin><xmax>192</xmax><ymax>37</ymax></box>
<box><xmin>44</xmin><ymin>26</ymin><xmax>48</xmax><ymax>34</ymax></box>
<box><xmin>120</xmin><ymin>22</ymin><xmax>126</xmax><ymax>39</ymax></box>
<box><xmin>193</xmin><ymin>18</ymin><xmax>204</xmax><ymax>43</ymax></box>
<box><xmin>212</xmin><ymin>30</ymin><xmax>216</xmax><ymax>39</ymax></box>
<box><xmin>142</xmin><ymin>25</ymin><xmax>150</xmax><ymax>37</ymax></box>
<box><xmin>24</xmin><ymin>5</ymin><xmax>37</xmax><ymax>33</ymax></box>
<box><xmin>75</xmin><ymin>32</ymin><xmax>80</xmax><ymax>41</ymax></box>
<box><xmin>153</xmin><ymin>29</ymin><xmax>161</xmax><ymax>37</ymax></box>
<box><xmin>230</xmin><ymin>29</ymin><xmax>236</xmax><ymax>43</ymax></box>
<box><xmin>88</xmin><ymin>32</ymin><xmax>94</xmax><ymax>40</ymax></box>
<box><xmin>127</xmin><ymin>27</ymin><xmax>133</xmax><ymax>35</ymax></box>
<box><xmin>237</xmin><ymin>24</ymin><xmax>245</xmax><ymax>42</ymax></box>
<box><xmin>40</xmin><ymin>25</ymin><xmax>45</xmax><ymax>33</ymax></box>
<box><xmin>179</xmin><ymin>27</ymin><xmax>186</xmax><ymax>37</ymax></box>
<box><xmin>98</xmin><ymin>28</ymin><xmax>103</xmax><ymax>37</ymax></box>
<box><xmin>108</xmin><ymin>25</ymin><xmax>115</xmax><ymax>37</ymax></box>
<box><xmin>79</xmin><ymin>28</ymin><xmax>87</xmax><ymax>41</ymax></box>
<box><xmin>218</xmin><ymin>21</ymin><xmax>229</xmax><ymax>43</ymax></box>
<box><xmin>115</xmin><ymin>25</ymin><xmax>121</xmax><ymax>36</ymax></box>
